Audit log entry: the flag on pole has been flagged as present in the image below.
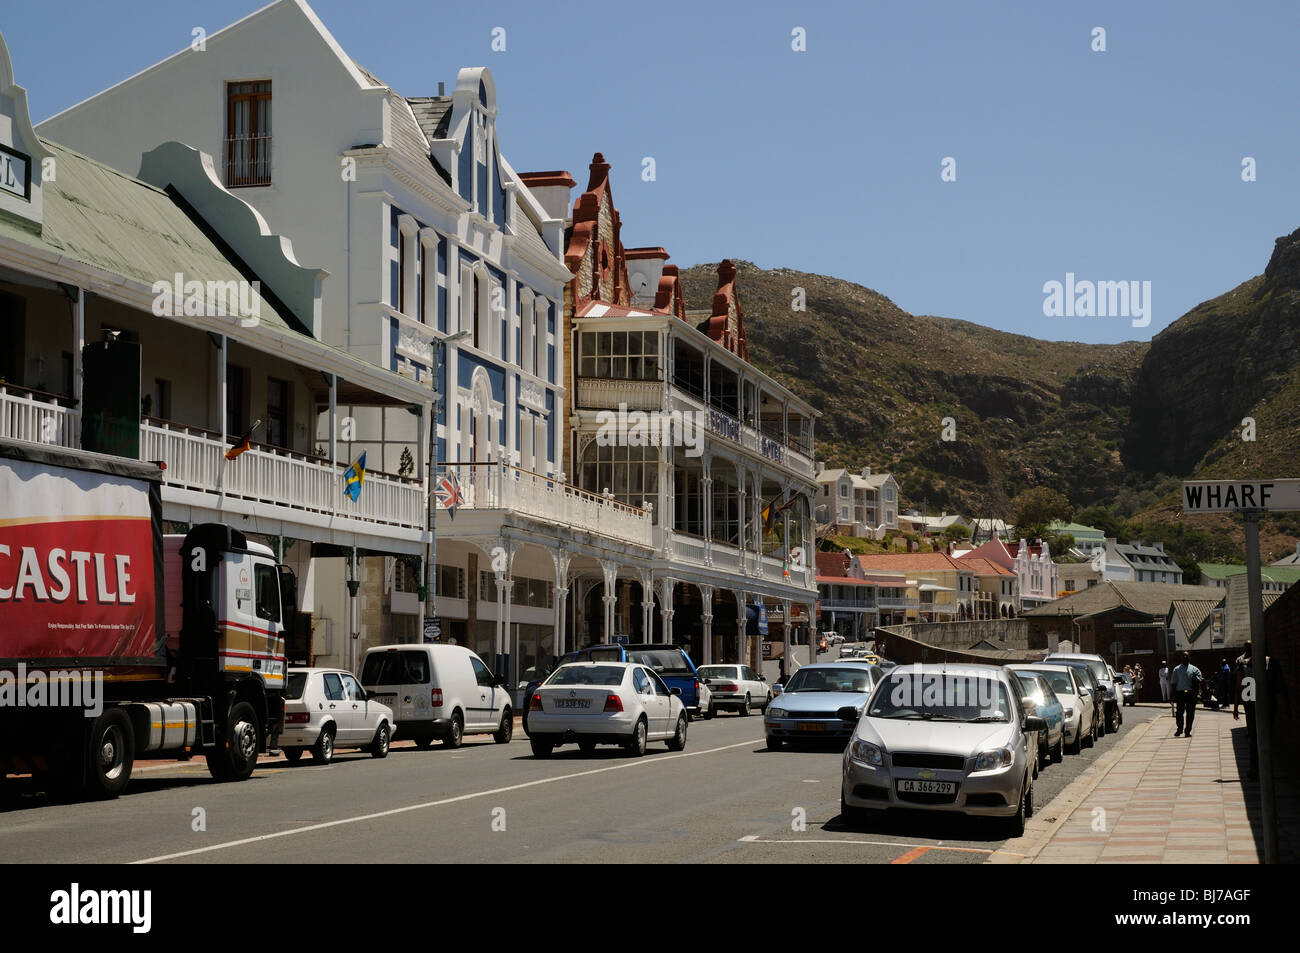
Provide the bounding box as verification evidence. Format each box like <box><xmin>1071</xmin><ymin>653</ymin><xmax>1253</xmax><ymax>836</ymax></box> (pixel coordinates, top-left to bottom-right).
<box><xmin>343</xmin><ymin>452</ymin><xmax>366</xmax><ymax>502</ymax></box>
<box><xmin>435</xmin><ymin>469</ymin><xmax>463</xmax><ymax>520</ymax></box>
<box><xmin>224</xmin><ymin>419</ymin><xmax>261</xmax><ymax>460</ymax></box>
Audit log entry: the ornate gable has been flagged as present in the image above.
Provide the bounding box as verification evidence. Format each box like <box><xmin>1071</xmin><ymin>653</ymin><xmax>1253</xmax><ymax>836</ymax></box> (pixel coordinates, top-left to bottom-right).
<box><xmin>699</xmin><ymin>259</ymin><xmax>749</xmax><ymax>361</ymax></box>
<box><xmin>565</xmin><ymin>152</ymin><xmax>629</xmax><ymax>306</ymax></box>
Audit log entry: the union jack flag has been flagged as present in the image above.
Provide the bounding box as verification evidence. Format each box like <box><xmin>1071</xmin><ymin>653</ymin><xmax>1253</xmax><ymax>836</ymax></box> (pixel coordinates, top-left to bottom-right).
<box><xmin>435</xmin><ymin>470</ymin><xmax>463</xmax><ymax>520</ymax></box>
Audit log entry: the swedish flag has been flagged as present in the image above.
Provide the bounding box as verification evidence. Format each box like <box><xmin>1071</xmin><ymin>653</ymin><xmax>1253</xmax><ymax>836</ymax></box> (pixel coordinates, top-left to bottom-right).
<box><xmin>343</xmin><ymin>452</ymin><xmax>366</xmax><ymax>502</ymax></box>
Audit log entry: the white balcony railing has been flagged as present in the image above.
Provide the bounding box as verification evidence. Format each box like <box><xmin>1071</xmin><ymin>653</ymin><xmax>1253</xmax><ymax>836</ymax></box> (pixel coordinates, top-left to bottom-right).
<box><xmin>0</xmin><ymin>384</ymin><xmax>77</xmax><ymax>449</ymax></box>
<box><xmin>443</xmin><ymin>460</ymin><xmax>654</xmax><ymax>548</ymax></box>
<box><xmin>877</xmin><ymin>597</ymin><xmax>921</xmax><ymax>610</ymax></box>
<box><xmin>818</xmin><ymin>597</ymin><xmax>878</xmax><ymax>611</ymax></box>
<box><xmin>141</xmin><ymin>418</ymin><xmax>424</xmax><ymax>530</ymax></box>
<box><xmin>666</xmin><ymin>385</ymin><xmax>815</xmax><ymax>477</ymax></box>
<box><xmin>575</xmin><ymin>377</ymin><xmax>663</xmax><ymax>411</ymax></box>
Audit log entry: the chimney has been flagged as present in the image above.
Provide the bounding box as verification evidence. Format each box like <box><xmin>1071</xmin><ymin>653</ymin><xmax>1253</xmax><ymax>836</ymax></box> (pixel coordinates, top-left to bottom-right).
<box><xmin>516</xmin><ymin>170</ymin><xmax>577</xmax><ymax>224</ymax></box>
<box><xmin>817</xmin><ymin>461</ymin><xmax>825</xmax><ymax>474</ymax></box>
<box><xmin>438</xmin><ymin>81</ymin><xmax>445</xmax><ymax>96</ymax></box>
<box><xmin>861</xmin><ymin>466</ymin><xmax>871</xmax><ymax>478</ymax></box>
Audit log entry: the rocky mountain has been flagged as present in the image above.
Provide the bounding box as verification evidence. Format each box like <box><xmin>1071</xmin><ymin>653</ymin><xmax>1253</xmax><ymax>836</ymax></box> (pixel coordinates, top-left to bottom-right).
<box><xmin>678</xmin><ymin>228</ymin><xmax>1300</xmax><ymax>539</ymax></box>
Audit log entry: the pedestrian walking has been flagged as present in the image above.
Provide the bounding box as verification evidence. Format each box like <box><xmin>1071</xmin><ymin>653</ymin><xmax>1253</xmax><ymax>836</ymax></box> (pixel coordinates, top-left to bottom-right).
<box><xmin>1134</xmin><ymin>663</ymin><xmax>1145</xmax><ymax>702</ymax></box>
<box><xmin>1159</xmin><ymin>661</ymin><xmax>1171</xmax><ymax>705</ymax></box>
<box><xmin>1216</xmin><ymin>659</ymin><xmax>1233</xmax><ymax>711</ymax></box>
<box><xmin>1171</xmin><ymin>652</ymin><xmax>1202</xmax><ymax>737</ymax></box>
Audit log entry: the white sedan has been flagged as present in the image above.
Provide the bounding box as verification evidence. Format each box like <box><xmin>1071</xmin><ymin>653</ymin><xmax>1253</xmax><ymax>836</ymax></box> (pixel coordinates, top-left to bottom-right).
<box><xmin>281</xmin><ymin>667</ymin><xmax>394</xmax><ymax>764</ymax></box>
<box><xmin>697</xmin><ymin>664</ymin><xmax>771</xmax><ymax>716</ymax></box>
<box><xmin>527</xmin><ymin>662</ymin><xmax>688</xmax><ymax>758</ymax></box>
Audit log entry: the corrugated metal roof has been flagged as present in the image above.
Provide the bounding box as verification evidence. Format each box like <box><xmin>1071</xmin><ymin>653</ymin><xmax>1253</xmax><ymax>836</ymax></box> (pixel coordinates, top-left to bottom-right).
<box><xmin>0</xmin><ymin>139</ymin><xmax>289</xmax><ymax>331</ymax></box>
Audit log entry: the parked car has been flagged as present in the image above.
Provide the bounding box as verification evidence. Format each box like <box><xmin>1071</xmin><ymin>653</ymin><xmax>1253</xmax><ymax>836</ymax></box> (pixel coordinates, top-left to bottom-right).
<box><xmin>360</xmin><ymin>644</ymin><xmax>513</xmax><ymax>748</ymax></box>
<box><xmin>1011</xmin><ymin>671</ymin><xmax>1065</xmax><ymax>771</ymax></box>
<box><xmin>1117</xmin><ymin>672</ymin><xmax>1137</xmax><ymax>706</ymax></box>
<box><xmin>1011</xmin><ymin>663</ymin><xmax>1097</xmax><ymax>754</ymax></box>
<box><xmin>839</xmin><ymin>644</ymin><xmax>865</xmax><ymax>659</ymax></box>
<box><xmin>840</xmin><ymin>664</ymin><xmax>1044</xmax><ymax>837</ymax></box>
<box><xmin>1048</xmin><ymin>659</ymin><xmax>1109</xmax><ymax>740</ymax></box>
<box><xmin>281</xmin><ymin>668</ymin><xmax>394</xmax><ymax>764</ymax></box>
<box><xmin>763</xmin><ymin>662</ymin><xmax>884</xmax><ymax>750</ymax></box>
<box><xmin>1044</xmin><ymin>653</ymin><xmax>1123</xmax><ymax>733</ymax></box>
<box><xmin>697</xmin><ymin>664</ymin><xmax>771</xmax><ymax>716</ymax></box>
<box><xmin>527</xmin><ymin>662</ymin><xmax>688</xmax><ymax>757</ymax></box>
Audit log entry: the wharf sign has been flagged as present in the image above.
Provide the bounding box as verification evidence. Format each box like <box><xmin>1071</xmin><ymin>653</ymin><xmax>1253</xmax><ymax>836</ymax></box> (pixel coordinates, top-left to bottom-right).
<box><xmin>1181</xmin><ymin>479</ymin><xmax>1300</xmax><ymax>514</ymax></box>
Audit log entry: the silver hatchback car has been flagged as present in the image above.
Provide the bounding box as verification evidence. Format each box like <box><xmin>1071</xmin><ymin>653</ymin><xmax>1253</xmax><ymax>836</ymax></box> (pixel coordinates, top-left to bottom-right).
<box><xmin>840</xmin><ymin>663</ymin><xmax>1044</xmax><ymax>836</ymax></box>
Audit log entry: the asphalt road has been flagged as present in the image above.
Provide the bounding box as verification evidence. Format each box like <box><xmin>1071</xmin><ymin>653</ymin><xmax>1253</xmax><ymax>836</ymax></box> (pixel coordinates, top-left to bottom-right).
<box><xmin>0</xmin><ymin>693</ymin><xmax>1161</xmax><ymax>864</ymax></box>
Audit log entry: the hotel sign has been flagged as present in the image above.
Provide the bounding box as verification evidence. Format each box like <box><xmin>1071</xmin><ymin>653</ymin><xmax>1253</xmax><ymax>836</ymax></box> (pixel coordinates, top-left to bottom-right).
<box><xmin>1181</xmin><ymin>479</ymin><xmax>1300</xmax><ymax>513</ymax></box>
<box><xmin>709</xmin><ymin>409</ymin><xmax>740</xmax><ymax>443</ymax></box>
<box><xmin>0</xmin><ymin>144</ymin><xmax>31</xmax><ymax>201</ymax></box>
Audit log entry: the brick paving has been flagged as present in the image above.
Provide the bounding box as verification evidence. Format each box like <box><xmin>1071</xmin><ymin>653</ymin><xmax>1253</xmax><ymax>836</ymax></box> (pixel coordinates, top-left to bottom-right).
<box><xmin>1034</xmin><ymin>706</ymin><xmax>1299</xmax><ymax>864</ymax></box>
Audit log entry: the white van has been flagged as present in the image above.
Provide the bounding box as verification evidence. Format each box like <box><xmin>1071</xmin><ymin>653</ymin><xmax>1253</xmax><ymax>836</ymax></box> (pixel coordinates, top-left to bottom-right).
<box><xmin>359</xmin><ymin>644</ymin><xmax>513</xmax><ymax>748</ymax></box>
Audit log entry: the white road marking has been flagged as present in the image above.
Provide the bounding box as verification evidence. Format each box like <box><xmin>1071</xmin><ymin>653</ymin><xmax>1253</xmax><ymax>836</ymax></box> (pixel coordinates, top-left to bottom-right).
<box><xmin>133</xmin><ymin>737</ymin><xmax>763</xmax><ymax>864</ymax></box>
<box><xmin>737</xmin><ymin>834</ymin><xmax>1025</xmax><ymax>856</ymax></box>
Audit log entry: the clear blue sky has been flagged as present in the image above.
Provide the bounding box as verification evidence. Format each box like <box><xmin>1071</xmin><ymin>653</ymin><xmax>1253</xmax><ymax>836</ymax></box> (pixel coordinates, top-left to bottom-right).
<box><xmin>9</xmin><ymin>0</ymin><xmax>1300</xmax><ymax>344</ymax></box>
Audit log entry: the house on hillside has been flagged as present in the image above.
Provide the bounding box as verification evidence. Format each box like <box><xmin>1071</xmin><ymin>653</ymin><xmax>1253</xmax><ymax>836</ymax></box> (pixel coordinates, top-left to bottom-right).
<box><xmin>1198</xmin><ymin>563</ymin><xmax>1300</xmax><ymax>593</ymax></box>
<box><xmin>814</xmin><ymin>465</ymin><xmax>899</xmax><ymax>538</ymax></box>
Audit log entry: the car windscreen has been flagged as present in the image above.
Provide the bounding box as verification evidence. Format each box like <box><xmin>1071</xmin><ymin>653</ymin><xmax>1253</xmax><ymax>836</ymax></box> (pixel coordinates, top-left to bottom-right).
<box><xmin>361</xmin><ymin>650</ymin><xmax>430</xmax><ymax>686</ymax></box>
<box><xmin>697</xmin><ymin>666</ymin><xmax>737</xmax><ymax>680</ymax></box>
<box><xmin>869</xmin><ymin>673</ymin><xmax>1011</xmax><ymax>722</ymax></box>
<box><xmin>627</xmin><ymin>649</ymin><xmax>692</xmax><ymax>675</ymax></box>
<box><xmin>581</xmin><ymin>647</ymin><xmax>625</xmax><ymax>662</ymax></box>
<box><xmin>285</xmin><ymin>673</ymin><xmax>308</xmax><ymax>700</ymax></box>
<box><xmin>783</xmin><ymin>667</ymin><xmax>875</xmax><ymax>694</ymax></box>
<box><xmin>1026</xmin><ymin>669</ymin><xmax>1077</xmax><ymax>695</ymax></box>
<box><xmin>545</xmin><ymin>665</ymin><xmax>626</xmax><ymax>687</ymax></box>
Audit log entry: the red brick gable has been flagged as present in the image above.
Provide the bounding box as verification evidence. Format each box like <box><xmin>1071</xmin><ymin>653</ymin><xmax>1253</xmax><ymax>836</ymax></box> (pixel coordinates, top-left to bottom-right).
<box><xmin>699</xmin><ymin>259</ymin><xmax>749</xmax><ymax>361</ymax></box>
<box><xmin>565</xmin><ymin>153</ymin><xmax>630</xmax><ymax>307</ymax></box>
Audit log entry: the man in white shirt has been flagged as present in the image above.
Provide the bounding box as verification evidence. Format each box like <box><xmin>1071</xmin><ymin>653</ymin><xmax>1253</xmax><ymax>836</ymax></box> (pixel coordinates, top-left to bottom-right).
<box><xmin>1159</xmin><ymin>662</ymin><xmax>1170</xmax><ymax>704</ymax></box>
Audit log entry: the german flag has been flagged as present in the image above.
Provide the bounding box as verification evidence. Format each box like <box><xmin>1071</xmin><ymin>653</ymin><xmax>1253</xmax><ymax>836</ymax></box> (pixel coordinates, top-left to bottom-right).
<box><xmin>225</xmin><ymin>420</ymin><xmax>261</xmax><ymax>460</ymax></box>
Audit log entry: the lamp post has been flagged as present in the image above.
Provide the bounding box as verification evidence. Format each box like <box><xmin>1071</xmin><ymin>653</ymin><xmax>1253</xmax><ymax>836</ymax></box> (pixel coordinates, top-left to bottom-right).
<box><xmin>424</xmin><ymin>329</ymin><xmax>471</xmax><ymax>643</ymax></box>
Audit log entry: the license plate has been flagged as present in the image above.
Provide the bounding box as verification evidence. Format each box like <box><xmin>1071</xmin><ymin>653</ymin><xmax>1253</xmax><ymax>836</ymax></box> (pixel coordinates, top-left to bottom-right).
<box><xmin>795</xmin><ymin>721</ymin><xmax>826</xmax><ymax>732</ymax></box>
<box><xmin>897</xmin><ymin>779</ymin><xmax>956</xmax><ymax>795</ymax></box>
<box><xmin>553</xmin><ymin>699</ymin><xmax>591</xmax><ymax>709</ymax></box>
<box><xmin>379</xmin><ymin>694</ymin><xmax>397</xmax><ymax>706</ymax></box>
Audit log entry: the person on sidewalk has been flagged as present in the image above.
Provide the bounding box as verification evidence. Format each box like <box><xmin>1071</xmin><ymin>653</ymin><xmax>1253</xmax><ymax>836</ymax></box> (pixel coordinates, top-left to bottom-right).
<box><xmin>1159</xmin><ymin>661</ymin><xmax>1171</xmax><ymax>705</ymax></box>
<box><xmin>1171</xmin><ymin>652</ymin><xmax>1202</xmax><ymax>737</ymax></box>
<box><xmin>1233</xmin><ymin>643</ymin><xmax>1258</xmax><ymax>781</ymax></box>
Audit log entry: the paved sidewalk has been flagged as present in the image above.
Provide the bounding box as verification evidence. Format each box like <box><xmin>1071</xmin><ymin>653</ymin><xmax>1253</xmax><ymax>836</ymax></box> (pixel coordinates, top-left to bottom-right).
<box><xmin>1031</xmin><ymin>704</ymin><xmax>1298</xmax><ymax>863</ymax></box>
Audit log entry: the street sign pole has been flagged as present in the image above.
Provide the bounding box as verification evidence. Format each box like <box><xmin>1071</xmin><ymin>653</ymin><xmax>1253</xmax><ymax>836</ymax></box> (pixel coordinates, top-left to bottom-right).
<box><xmin>1243</xmin><ymin>512</ymin><xmax>1278</xmax><ymax>864</ymax></box>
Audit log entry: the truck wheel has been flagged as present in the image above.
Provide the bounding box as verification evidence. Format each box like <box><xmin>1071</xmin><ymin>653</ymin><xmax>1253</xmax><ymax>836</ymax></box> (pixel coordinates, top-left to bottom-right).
<box><xmin>206</xmin><ymin>701</ymin><xmax>259</xmax><ymax>782</ymax></box>
<box><xmin>442</xmin><ymin>711</ymin><xmax>464</xmax><ymax>749</ymax></box>
<box><xmin>85</xmin><ymin>708</ymin><xmax>135</xmax><ymax>799</ymax></box>
<box><xmin>312</xmin><ymin>725</ymin><xmax>335</xmax><ymax>764</ymax></box>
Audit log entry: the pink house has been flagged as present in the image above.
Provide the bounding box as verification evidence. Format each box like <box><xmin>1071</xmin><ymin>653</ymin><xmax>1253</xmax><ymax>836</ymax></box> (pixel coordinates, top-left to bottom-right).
<box><xmin>967</xmin><ymin>538</ymin><xmax>1060</xmax><ymax>612</ymax></box>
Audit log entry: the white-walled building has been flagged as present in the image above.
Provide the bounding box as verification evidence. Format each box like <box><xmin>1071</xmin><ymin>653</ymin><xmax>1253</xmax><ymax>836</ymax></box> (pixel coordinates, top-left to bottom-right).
<box><xmin>815</xmin><ymin>465</ymin><xmax>899</xmax><ymax>538</ymax></box>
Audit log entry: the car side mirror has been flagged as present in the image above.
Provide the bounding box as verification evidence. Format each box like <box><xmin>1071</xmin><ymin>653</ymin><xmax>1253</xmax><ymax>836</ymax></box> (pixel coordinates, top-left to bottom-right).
<box><xmin>773</xmin><ymin>684</ymin><xmax>784</xmax><ymax>694</ymax></box>
<box><xmin>836</xmin><ymin>705</ymin><xmax>861</xmax><ymax>722</ymax></box>
<box><xmin>1023</xmin><ymin>715</ymin><xmax>1047</xmax><ymax>732</ymax></box>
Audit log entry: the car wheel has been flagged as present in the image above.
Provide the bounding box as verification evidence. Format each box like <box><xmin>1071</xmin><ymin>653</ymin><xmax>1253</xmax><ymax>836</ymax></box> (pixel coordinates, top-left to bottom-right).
<box><xmin>1052</xmin><ymin>734</ymin><xmax>1064</xmax><ymax>764</ymax></box>
<box><xmin>738</xmin><ymin>694</ymin><xmax>751</xmax><ymax>717</ymax></box>
<box><xmin>521</xmin><ymin>710</ymin><xmax>530</xmax><ymax>736</ymax></box>
<box><xmin>493</xmin><ymin>709</ymin><xmax>513</xmax><ymax>745</ymax></box>
<box><xmin>442</xmin><ymin>711</ymin><xmax>464</xmax><ymax>749</ymax></box>
<box><xmin>206</xmin><ymin>701</ymin><xmax>260</xmax><ymax>782</ymax></box>
<box><xmin>625</xmin><ymin>717</ymin><xmax>648</xmax><ymax>757</ymax></box>
<box><xmin>840</xmin><ymin>792</ymin><xmax>864</xmax><ymax>829</ymax></box>
<box><xmin>283</xmin><ymin>747</ymin><xmax>304</xmax><ymax>764</ymax></box>
<box><xmin>705</xmin><ymin>704</ymin><xmax>716</xmax><ymax>720</ymax></box>
<box><xmin>1005</xmin><ymin>779</ymin><xmax>1027</xmax><ymax>838</ymax></box>
<box><xmin>530</xmin><ymin>738</ymin><xmax>553</xmax><ymax>758</ymax></box>
<box><xmin>312</xmin><ymin>725</ymin><xmax>335</xmax><ymax>764</ymax></box>
<box><xmin>413</xmin><ymin>733</ymin><xmax>434</xmax><ymax>749</ymax></box>
<box><xmin>1033</xmin><ymin>743</ymin><xmax>1041</xmax><ymax>778</ymax></box>
<box><xmin>667</xmin><ymin>713</ymin><xmax>688</xmax><ymax>751</ymax></box>
<box><xmin>766</xmin><ymin>736</ymin><xmax>783</xmax><ymax>751</ymax></box>
<box><xmin>578</xmin><ymin>740</ymin><xmax>597</xmax><ymax>755</ymax></box>
<box><xmin>761</xmin><ymin>692</ymin><xmax>772</xmax><ymax>712</ymax></box>
<box><xmin>85</xmin><ymin>708</ymin><xmax>135</xmax><ymax>799</ymax></box>
<box><xmin>370</xmin><ymin>722</ymin><xmax>391</xmax><ymax>759</ymax></box>
<box><xmin>1084</xmin><ymin>719</ymin><xmax>1095</xmax><ymax>749</ymax></box>
<box><xmin>1024</xmin><ymin>777</ymin><xmax>1035</xmax><ymax>819</ymax></box>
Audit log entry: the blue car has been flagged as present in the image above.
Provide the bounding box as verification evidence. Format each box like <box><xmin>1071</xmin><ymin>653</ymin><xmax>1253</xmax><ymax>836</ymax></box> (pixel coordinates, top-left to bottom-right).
<box><xmin>522</xmin><ymin>643</ymin><xmax>701</xmax><ymax>734</ymax></box>
<box><xmin>1013</xmin><ymin>671</ymin><xmax>1065</xmax><ymax>771</ymax></box>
